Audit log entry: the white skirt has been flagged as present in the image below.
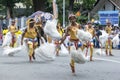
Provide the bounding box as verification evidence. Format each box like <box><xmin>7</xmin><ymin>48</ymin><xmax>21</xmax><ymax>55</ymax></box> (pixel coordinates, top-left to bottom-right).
<box><xmin>35</xmin><ymin>43</ymin><xmax>56</xmax><ymax>61</ymax></box>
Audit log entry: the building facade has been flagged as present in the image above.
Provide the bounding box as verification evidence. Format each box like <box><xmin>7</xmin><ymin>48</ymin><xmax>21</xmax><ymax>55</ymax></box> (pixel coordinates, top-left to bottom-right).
<box><xmin>91</xmin><ymin>0</ymin><xmax>120</xmax><ymax>16</ymax></box>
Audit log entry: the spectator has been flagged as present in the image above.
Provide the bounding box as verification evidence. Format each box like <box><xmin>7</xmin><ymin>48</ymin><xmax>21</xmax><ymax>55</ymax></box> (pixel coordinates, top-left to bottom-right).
<box><xmin>95</xmin><ymin>26</ymin><xmax>102</xmax><ymax>48</ymax></box>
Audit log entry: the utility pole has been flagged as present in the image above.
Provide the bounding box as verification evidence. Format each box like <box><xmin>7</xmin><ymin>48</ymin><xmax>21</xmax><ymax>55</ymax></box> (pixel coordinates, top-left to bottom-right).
<box><xmin>63</xmin><ymin>0</ymin><xmax>65</xmax><ymax>27</ymax></box>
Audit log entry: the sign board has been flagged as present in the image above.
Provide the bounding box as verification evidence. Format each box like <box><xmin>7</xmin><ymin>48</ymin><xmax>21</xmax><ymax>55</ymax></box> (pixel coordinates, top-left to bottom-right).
<box><xmin>98</xmin><ymin>11</ymin><xmax>119</xmax><ymax>25</ymax></box>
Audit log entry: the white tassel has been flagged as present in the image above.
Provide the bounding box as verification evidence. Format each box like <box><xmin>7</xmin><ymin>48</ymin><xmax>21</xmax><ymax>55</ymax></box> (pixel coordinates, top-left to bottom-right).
<box><xmin>44</xmin><ymin>19</ymin><xmax>62</xmax><ymax>40</ymax></box>
<box><xmin>76</xmin><ymin>30</ymin><xmax>92</xmax><ymax>42</ymax></box>
<box><xmin>70</xmin><ymin>46</ymin><xmax>86</xmax><ymax>64</ymax></box>
<box><xmin>59</xmin><ymin>44</ymin><xmax>69</xmax><ymax>56</ymax></box>
<box><xmin>35</xmin><ymin>43</ymin><xmax>56</xmax><ymax>61</ymax></box>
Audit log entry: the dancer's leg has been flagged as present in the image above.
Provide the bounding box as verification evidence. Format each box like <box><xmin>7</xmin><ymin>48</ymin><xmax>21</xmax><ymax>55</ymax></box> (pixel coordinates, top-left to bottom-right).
<box><xmin>28</xmin><ymin>43</ymin><xmax>34</xmax><ymax>62</ymax></box>
<box><xmin>90</xmin><ymin>43</ymin><xmax>94</xmax><ymax>61</ymax></box>
<box><xmin>70</xmin><ymin>59</ymin><xmax>75</xmax><ymax>73</ymax></box>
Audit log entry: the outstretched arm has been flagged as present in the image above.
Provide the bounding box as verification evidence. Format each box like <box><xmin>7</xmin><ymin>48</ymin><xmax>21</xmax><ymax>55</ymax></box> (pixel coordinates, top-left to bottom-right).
<box><xmin>60</xmin><ymin>27</ymin><xmax>69</xmax><ymax>44</ymax></box>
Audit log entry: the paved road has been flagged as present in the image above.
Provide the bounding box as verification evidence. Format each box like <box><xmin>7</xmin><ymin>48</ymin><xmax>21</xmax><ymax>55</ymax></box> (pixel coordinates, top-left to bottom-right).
<box><xmin>0</xmin><ymin>46</ymin><xmax>120</xmax><ymax>80</ymax></box>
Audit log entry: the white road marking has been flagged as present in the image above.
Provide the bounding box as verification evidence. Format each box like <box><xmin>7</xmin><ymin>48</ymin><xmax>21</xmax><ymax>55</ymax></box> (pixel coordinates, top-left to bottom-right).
<box><xmin>93</xmin><ymin>57</ymin><xmax>120</xmax><ymax>64</ymax></box>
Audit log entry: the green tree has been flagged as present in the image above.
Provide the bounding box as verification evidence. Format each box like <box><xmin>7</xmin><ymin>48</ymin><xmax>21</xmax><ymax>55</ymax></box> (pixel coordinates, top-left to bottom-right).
<box><xmin>20</xmin><ymin>0</ymin><xmax>33</xmax><ymax>16</ymax></box>
<box><xmin>55</xmin><ymin>0</ymin><xmax>69</xmax><ymax>24</ymax></box>
<box><xmin>73</xmin><ymin>0</ymin><xmax>96</xmax><ymax>22</ymax></box>
<box><xmin>69</xmin><ymin>0</ymin><xmax>75</xmax><ymax>13</ymax></box>
<box><xmin>32</xmin><ymin>0</ymin><xmax>46</xmax><ymax>12</ymax></box>
<box><xmin>0</xmin><ymin>0</ymin><xmax>21</xmax><ymax>18</ymax></box>
<box><xmin>82</xmin><ymin>0</ymin><xmax>96</xmax><ymax>11</ymax></box>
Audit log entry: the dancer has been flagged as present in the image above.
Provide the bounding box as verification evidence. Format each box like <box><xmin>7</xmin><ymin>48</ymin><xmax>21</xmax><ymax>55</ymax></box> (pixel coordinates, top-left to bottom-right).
<box><xmin>2</xmin><ymin>27</ymin><xmax>8</xmax><ymax>40</ymax></box>
<box><xmin>34</xmin><ymin>15</ymin><xmax>46</xmax><ymax>46</ymax></box>
<box><xmin>85</xmin><ymin>21</ymin><xmax>95</xmax><ymax>61</ymax></box>
<box><xmin>21</xmin><ymin>18</ymin><xmax>42</xmax><ymax>62</ymax></box>
<box><xmin>8</xmin><ymin>20</ymin><xmax>18</xmax><ymax>47</ymax></box>
<box><xmin>57</xmin><ymin>22</ymin><xmax>64</xmax><ymax>37</ymax></box>
<box><xmin>55</xmin><ymin>22</ymin><xmax>64</xmax><ymax>56</ymax></box>
<box><xmin>60</xmin><ymin>14</ymin><xmax>81</xmax><ymax>73</ymax></box>
<box><xmin>105</xmin><ymin>22</ymin><xmax>113</xmax><ymax>56</ymax></box>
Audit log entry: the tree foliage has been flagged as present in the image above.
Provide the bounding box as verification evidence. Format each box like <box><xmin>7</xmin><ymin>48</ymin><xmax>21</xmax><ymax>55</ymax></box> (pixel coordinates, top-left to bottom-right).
<box><xmin>73</xmin><ymin>0</ymin><xmax>96</xmax><ymax>23</ymax></box>
<box><xmin>0</xmin><ymin>0</ymin><xmax>21</xmax><ymax>7</ymax></box>
<box><xmin>82</xmin><ymin>0</ymin><xmax>96</xmax><ymax>11</ymax></box>
<box><xmin>0</xmin><ymin>0</ymin><xmax>96</xmax><ymax>22</ymax></box>
<box><xmin>19</xmin><ymin>0</ymin><xmax>33</xmax><ymax>16</ymax></box>
<box><xmin>0</xmin><ymin>0</ymin><xmax>22</xmax><ymax>18</ymax></box>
